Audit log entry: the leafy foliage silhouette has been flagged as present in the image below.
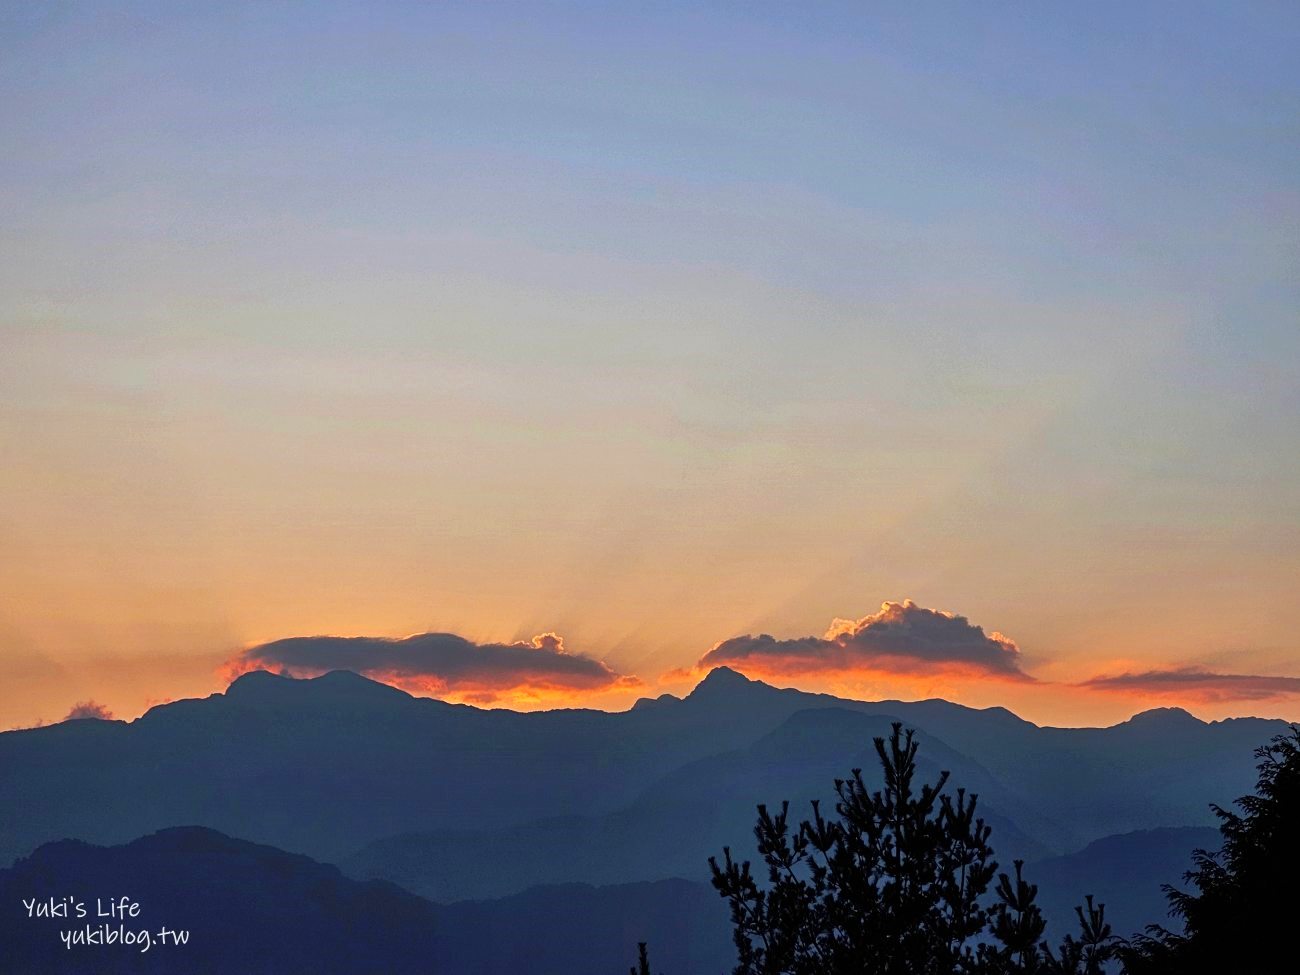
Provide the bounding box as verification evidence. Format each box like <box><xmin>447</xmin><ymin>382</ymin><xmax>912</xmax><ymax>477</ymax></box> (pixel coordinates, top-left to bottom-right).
<box><xmin>708</xmin><ymin>723</ymin><xmax>1118</xmax><ymax>975</ymax></box>
<box><xmin>1122</xmin><ymin>724</ymin><xmax>1300</xmax><ymax>974</ymax></box>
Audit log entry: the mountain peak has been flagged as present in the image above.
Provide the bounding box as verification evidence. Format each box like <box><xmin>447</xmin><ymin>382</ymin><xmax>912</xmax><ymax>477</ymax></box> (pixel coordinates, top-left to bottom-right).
<box><xmin>1123</xmin><ymin>706</ymin><xmax>1204</xmax><ymax>728</ymax></box>
<box><xmin>225</xmin><ymin>669</ymin><xmax>289</xmax><ymax>695</ymax></box>
<box><xmin>630</xmin><ymin>692</ymin><xmax>682</xmax><ymax>711</ymax></box>
<box><xmin>224</xmin><ymin>668</ymin><xmax>414</xmax><ymax>709</ymax></box>
<box><xmin>687</xmin><ymin>666</ymin><xmax>757</xmax><ymax>699</ymax></box>
<box><xmin>314</xmin><ymin>669</ymin><xmax>401</xmax><ymax>690</ymax></box>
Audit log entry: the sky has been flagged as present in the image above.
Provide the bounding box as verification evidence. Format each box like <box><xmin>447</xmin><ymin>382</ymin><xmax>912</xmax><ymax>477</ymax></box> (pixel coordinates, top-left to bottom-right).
<box><xmin>2</xmin><ymin>1</ymin><xmax>1298</xmax><ymax>730</ymax></box>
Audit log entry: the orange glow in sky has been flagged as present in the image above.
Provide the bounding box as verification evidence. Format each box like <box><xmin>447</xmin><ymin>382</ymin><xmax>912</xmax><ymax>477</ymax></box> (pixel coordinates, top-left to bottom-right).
<box><xmin>3</xmin><ymin>4</ymin><xmax>1298</xmax><ymax>734</ymax></box>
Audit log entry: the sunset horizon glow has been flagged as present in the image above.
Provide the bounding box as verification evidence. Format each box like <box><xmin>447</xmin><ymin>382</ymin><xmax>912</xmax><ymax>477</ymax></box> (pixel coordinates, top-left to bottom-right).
<box><xmin>15</xmin><ymin>594</ymin><xmax>1300</xmax><ymax>731</ymax></box>
<box><xmin>3</xmin><ymin>3</ymin><xmax>1297</xmax><ymax>735</ymax></box>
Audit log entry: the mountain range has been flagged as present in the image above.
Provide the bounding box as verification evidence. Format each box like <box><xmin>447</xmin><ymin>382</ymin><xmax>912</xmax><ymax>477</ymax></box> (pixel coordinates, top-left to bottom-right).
<box><xmin>0</xmin><ymin>824</ymin><xmax>1217</xmax><ymax>975</ymax></box>
<box><xmin>0</xmin><ymin>666</ymin><xmax>1279</xmax><ymax>971</ymax></box>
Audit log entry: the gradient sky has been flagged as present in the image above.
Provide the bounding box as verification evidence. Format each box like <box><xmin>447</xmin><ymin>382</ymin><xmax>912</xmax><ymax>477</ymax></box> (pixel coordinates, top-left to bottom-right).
<box><xmin>2</xmin><ymin>1</ymin><xmax>1298</xmax><ymax>730</ymax></box>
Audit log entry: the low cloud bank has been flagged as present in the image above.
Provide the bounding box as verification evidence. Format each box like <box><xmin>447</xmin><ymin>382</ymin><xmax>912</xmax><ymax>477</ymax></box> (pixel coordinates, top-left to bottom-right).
<box><xmin>1079</xmin><ymin>667</ymin><xmax>1300</xmax><ymax>703</ymax></box>
<box><xmin>227</xmin><ymin>630</ymin><xmax>637</xmax><ymax>702</ymax></box>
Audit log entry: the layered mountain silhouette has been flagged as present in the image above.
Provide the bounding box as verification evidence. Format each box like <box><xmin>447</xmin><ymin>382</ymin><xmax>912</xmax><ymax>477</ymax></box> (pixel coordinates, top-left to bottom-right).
<box><xmin>1029</xmin><ymin>826</ymin><xmax>1221</xmax><ymax>938</ymax></box>
<box><xmin>0</xmin><ymin>827</ymin><xmax>736</xmax><ymax>975</ymax></box>
<box><xmin>428</xmin><ymin>823</ymin><xmax>1221</xmax><ymax>974</ymax></box>
<box><xmin>431</xmin><ymin>878</ymin><xmax>733</xmax><ymax>974</ymax></box>
<box><xmin>0</xmin><ymin>666</ymin><xmax>1283</xmax><ymax>972</ymax></box>
<box><xmin>0</xmin><ymin>827</ymin><xmax>439</xmax><ymax>974</ymax></box>
<box><xmin>2</xmin><ymin>666</ymin><xmax>1275</xmax><ymax>868</ymax></box>
<box><xmin>0</xmin><ymin>824</ymin><xmax>1218</xmax><ymax>975</ymax></box>
<box><xmin>343</xmin><ymin>706</ymin><xmax>1054</xmax><ymax>901</ymax></box>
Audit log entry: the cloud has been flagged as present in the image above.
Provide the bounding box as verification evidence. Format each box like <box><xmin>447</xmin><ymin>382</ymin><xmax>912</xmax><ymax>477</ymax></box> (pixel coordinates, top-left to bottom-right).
<box><xmin>697</xmin><ymin>599</ymin><xmax>1028</xmax><ymax>681</ymax></box>
<box><xmin>64</xmin><ymin>700</ymin><xmax>114</xmax><ymax>721</ymax></box>
<box><xmin>226</xmin><ymin>630</ymin><xmax>638</xmax><ymax>702</ymax></box>
<box><xmin>1079</xmin><ymin>668</ymin><xmax>1300</xmax><ymax>703</ymax></box>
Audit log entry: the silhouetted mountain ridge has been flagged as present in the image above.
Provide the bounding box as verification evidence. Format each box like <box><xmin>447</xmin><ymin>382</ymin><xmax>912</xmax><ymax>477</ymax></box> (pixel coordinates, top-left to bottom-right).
<box><xmin>1</xmin><ymin>667</ymin><xmax>1284</xmax><ymax>889</ymax></box>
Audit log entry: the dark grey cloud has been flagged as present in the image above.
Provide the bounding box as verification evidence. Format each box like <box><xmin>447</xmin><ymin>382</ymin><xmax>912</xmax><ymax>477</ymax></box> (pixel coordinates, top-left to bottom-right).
<box><xmin>1080</xmin><ymin>668</ymin><xmax>1300</xmax><ymax>702</ymax></box>
<box><xmin>228</xmin><ymin>630</ymin><xmax>635</xmax><ymax>700</ymax></box>
<box><xmin>698</xmin><ymin>599</ymin><xmax>1028</xmax><ymax>679</ymax></box>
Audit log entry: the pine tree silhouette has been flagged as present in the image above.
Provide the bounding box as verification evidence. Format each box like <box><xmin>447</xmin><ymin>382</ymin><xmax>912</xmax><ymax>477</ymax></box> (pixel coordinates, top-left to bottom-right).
<box><xmin>637</xmin><ymin>724</ymin><xmax>1295</xmax><ymax>974</ymax></box>
<box><xmin>709</xmin><ymin>723</ymin><xmax>1117</xmax><ymax>975</ymax></box>
<box><xmin>1042</xmin><ymin>896</ymin><xmax>1116</xmax><ymax>975</ymax></box>
<box><xmin>629</xmin><ymin>942</ymin><xmax>654</xmax><ymax>975</ymax></box>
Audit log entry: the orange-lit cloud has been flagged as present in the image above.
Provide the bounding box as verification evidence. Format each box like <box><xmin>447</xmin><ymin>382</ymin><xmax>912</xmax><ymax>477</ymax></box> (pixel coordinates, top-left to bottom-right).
<box><xmin>695</xmin><ymin>599</ymin><xmax>1030</xmax><ymax>683</ymax></box>
<box><xmin>64</xmin><ymin>700</ymin><xmax>115</xmax><ymax>721</ymax></box>
<box><xmin>1078</xmin><ymin>667</ymin><xmax>1300</xmax><ymax>703</ymax></box>
<box><xmin>225</xmin><ymin>630</ymin><xmax>639</xmax><ymax>704</ymax></box>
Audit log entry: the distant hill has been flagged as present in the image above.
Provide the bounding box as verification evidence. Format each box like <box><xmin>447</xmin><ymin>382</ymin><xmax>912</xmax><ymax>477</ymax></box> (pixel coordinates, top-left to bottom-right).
<box><xmin>432</xmin><ymin>879</ymin><xmax>733</xmax><ymax>974</ymax></box>
<box><xmin>344</xmin><ymin>706</ymin><xmax>1054</xmax><ymax>901</ymax></box>
<box><xmin>0</xmin><ymin>828</ymin><xmax>731</xmax><ymax>975</ymax></box>
<box><xmin>439</xmin><ymin>825</ymin><xmax>1226</xmax><ymax>971</ymax></box>
<box><xmin>1027</xmin><ymin>826</ymin><xmax>1221</xmax><ymax>940</ymax></box>
<box><xmin>0</xmin><ymin>827</ymin><xmax>438</xmax><ymax>974</ymax></box>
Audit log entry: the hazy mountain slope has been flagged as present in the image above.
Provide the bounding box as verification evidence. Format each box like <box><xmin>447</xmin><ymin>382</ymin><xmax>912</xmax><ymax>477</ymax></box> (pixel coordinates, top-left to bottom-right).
<box><xmin>432</xmin><ymin>879</ymin><xmax>733</xmax><ymax>974</ymax></box>
<box><xmin>0</xmin><ymin>668</ymin><xmax>816</xmax><ymax>866</ymax></box>
<box><xmin>433</xmin><ymin>826</ymin><xmax>1224</xmax><ymax>971</ymax></box>
<box><xmin>0</xmin><ymin>827</ymin><xmax>439</xmax><ymax>974</ymax></box>
<box><xmin>0</xmin><ymin>823</ymin><xmax>1224</xmax><ymax>975</ymax></box>
<box><xmin>650</xmin><ymin>669</ymin><xmax>1283</xmax><ymax>848</ymax></box>
<box><xmin>345</xmin><ymin>707</ymin><xmax>1054</xmax><ymax>900</ymax></box>
<box><xmin>1027</xmin><ymin>826</ymin><xmax>1220</xmax><ymax>941</ymax></box>
<box><xmin>0</xmin><ymin>828</ymin><xmax>729</xmax><ymax>975</ymax></box>
<box><xmin>436</xmin><ymin>825</ymin><xmax>1221</xmax><ymax>973</ymax></box>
